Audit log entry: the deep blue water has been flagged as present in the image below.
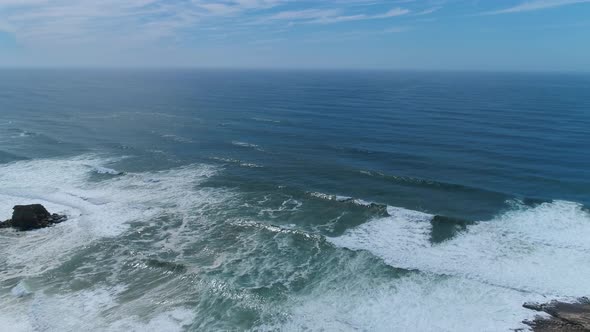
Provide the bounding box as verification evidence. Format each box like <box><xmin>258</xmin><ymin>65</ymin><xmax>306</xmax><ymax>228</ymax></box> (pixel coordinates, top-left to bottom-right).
<box><xmin>0</xmin><ymin>70</ymin><xmax>589</xmax><ymax>331</ymax></box>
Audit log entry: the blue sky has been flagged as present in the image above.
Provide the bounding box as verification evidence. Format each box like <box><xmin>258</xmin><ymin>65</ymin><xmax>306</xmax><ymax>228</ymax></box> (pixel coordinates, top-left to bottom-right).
<box><xmin>0</xmin><ymin>0</ymin><xmax>589</xmax><ymax>70</ymax></box>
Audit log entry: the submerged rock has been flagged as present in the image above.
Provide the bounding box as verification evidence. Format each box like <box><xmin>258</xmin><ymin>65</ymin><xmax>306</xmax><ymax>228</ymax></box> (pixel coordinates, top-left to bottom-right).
<box><xmin>0</xmin><ymin>204</ymin><xmax>67</xmax><ymax>231</ymax></box>
<box><xmin>430</xmin><ymin>215</ymin><xmax>473</xmax><ymax>244</ymax></box>
<box><xmin>523</xmin><ymin>298</ymin><xmax>590</xmax><ymax>331</ymax></box>
<box><xmin>145</xmin><ymin>259</ymin><xmax>187</xmax><ymax>273</ymax></box>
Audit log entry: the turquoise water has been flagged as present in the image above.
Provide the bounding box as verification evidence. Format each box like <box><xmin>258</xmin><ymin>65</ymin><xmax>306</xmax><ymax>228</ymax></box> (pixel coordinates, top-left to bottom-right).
<box><xmin>0</xmin><ymin>70</ymin><xmax>589</xmax><ymax>331</ymax></box>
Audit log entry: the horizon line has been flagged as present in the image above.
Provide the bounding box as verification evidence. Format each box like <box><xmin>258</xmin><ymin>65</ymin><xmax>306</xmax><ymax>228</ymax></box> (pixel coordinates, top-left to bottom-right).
<box><xmin>0</xmin><ymin>66</ymin><xmax>588</xmax><ymax>74</ymax></box>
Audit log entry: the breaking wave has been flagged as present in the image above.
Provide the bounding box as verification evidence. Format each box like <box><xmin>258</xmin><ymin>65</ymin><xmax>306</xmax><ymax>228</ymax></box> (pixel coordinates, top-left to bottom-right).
<box><xmin>0</xmin><ymin>155</ymin><xmax>218</xmax><ymax>279</ymax></box>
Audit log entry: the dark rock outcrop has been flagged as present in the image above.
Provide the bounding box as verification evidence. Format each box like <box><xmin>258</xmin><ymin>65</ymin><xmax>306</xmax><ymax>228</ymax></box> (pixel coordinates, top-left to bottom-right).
<box><xmin>523</xmin><ymin>298</ymin><xmax>590</xmax><ymax>331</ymax></box>
<box><xmin>145</xmin><ymin>259</ymin><xmax>188</xmax><ymax>273</ymax></box>
<box><xmin>0</xmin><ymin>204</ymin><xmax>67</xmax><ymax>231</ymax></box>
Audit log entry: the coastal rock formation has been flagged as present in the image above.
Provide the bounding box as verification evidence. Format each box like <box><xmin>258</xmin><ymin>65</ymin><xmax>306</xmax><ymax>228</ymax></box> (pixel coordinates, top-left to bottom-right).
<box><xmin>0</xmin><ymin>204</ymin><xmax>67</xmax><ymax>231</ymax></box>
<box><xmin>523</xmin><ymin>298</ymin><xmax>590</xmax><ymax>331</ymax></box>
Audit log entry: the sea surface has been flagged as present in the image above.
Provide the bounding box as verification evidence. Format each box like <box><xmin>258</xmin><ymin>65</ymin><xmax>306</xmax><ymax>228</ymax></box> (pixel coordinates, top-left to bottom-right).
<box><xmin>0</xmin><ymin>69</ymin><xmax>589</xmax><ymax>331</ymax></box>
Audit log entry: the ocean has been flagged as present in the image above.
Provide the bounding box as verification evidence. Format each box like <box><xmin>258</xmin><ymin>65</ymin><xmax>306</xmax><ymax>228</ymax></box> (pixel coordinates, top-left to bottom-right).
<box><xmin>0</xmin><ymin>69</ymin><xmax>589</xmax><ymax>331</ymax></box>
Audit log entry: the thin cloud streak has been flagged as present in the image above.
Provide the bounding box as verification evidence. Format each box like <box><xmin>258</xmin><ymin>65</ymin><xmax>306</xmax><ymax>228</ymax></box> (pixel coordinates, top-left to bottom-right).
<box><xmin>257</xmin><ymin>6</ymin><xmax>410</xmax><ymax>25</ymax></box>
<box><xmin>414</xmin><ymin>6</ymin><xmax>442</xmax><ymax>16</ymax></box>
<box><xmin>310</xmin><ymin>10</ymin><xmax>409</xmax><ymax>24</ymax></box>
<box><xmin>482</xmin><ymin>0</ymin><xmax>590</xmax><ymax>15</ymax></box>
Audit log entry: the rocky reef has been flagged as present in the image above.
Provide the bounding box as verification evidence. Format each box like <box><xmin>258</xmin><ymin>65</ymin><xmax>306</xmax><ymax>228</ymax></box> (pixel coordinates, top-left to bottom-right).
<box><xmin>523</xmin><ymin>298</ymin><xmax>590</xmax><ymax>331</ymax></box>
<box><xmin>0</xmin><ymin>204</ymin><xmax>67</xmax><ymax>231</ymax></box>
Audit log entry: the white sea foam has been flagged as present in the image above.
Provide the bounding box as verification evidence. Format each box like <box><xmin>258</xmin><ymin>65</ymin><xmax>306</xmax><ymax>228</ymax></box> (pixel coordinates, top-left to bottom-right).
<box><xmin>251</xmin><ymin>117</ymin><xmax>281</xmax><ymax>124</ymax></box>
<box><xmin>210</xmin><ymin>156</ymin><xmax>263</xmax><ymax>168</ymax></box>
<box><xmin>320</xmin><ymin>201</ymin><xmax>590</xmax><ymax>331</ymax></box>
<box><xmin>2</xmin><ymin>286</ymin><xmax>195</xmax><ymax>332</ymax></box>
<box><xmin>0</xmin><ymin>155</ymin><xmax>219</xmax><ymax>331</ymax></box>
<box><xmin>92</xmin><ymin>166</ymin><xmax>123</xmax><ymax>175</ymax></box>
<box><xmin>10</xmin><ymin>281</ymin><xmax>31</xmax><ymax>298</ymax></box>
<box><xmin>258</xmin><ymin>198</ymin><xmax>302</xmax><ymax>218</ymax></box>
<box><xmin>330</xmin><ymin>201</ymin><xmax>590</xmax><ymax>296</ymax></box>
<box><xmin>0</xmin><ymin>313</ymin><xmax>30</xmax><ymax>332</ymax></box>
<box><xmin>161</xmin><ymin>134</ymin><xmax>193</xmax><ymax>143</ymax></box>
<box><xmin>268</xmin><ymin>274</ymin><xmax>543</xmax><ymax>332</ymax></box>
<box><xmin>231</xmin><ymin>141</ymin><xmax>264</xmax><ymax>152</ymax></box>
<box><xmin>234</xmin><ymin>220</ymin><xmax>321</xmax><ymax>240</ymax></box>
<box><xmin>3</xmin><ymin>154</ymin><xmax>587</xmax><ymax>331</ymax></box>
<box><xmin>239</xmin><ymin>163</ymin><xmax>263</xmax><ymax>168</ymax></box>
<box><xmin>309</xmin><ymin>192</ymin><xmax>352</xmax><ymax>202</ymax></box>
<box><xmin>0</xmin><ymin>155</ymin><xmax>217</xmax><ymax>279</ymax></box>
<box><xmin>232</xmin><ymin>141</ymin><xmax>258</xmax><ymax>148</ymax></box>
<box><xmin>309</xmin><ymin>192</ymin><xmax>385</xmax><ymax>210</ymax></box>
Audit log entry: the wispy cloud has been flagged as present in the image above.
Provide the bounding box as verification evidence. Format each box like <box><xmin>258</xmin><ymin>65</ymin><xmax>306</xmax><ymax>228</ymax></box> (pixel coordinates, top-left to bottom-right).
<box><xmin>0</xmin><ymin>0</ymin><xmax>424</xmax><ymax>48</ymax></box>
<box><xmin>268</xmin><ymin>9</ymin><xmax>341</xmax><ymax>21</ymax></box>
<box><xmin>0</xmin><ymin>0</ymin><xmax>296</xmax><ymax>46</ymax></box>
<box><xmin>0</xmin><ymin>0</ymin><xmax>422</xmax><ymax>60</ymax></box>
<box><xmin>482</xmin><ymin>0</ymin><xmax>590</xmax><ymax>15</ymax></box>
<box><xmin>268</xmin><ymin>7</ymin><xmax>410</xmax><ymax>24</ymax></box>
<box><xmin>414</xmin><ymin>6</ymin><xmax>442</xmax><ymax>16</ymax></box>
<box><xmin>195</xmin><ymin>0</ymin><xmax>286</xmax><ymax>16</ymax></box>
<box><xmin>2</xmin><ymin>0</ymin><xmax>590</xmax><ymax>69</ymax></box>
<box><xmin>312</xmin><ymin>8</ymin><xmax>410</xmax><ymax>24</ymax></box>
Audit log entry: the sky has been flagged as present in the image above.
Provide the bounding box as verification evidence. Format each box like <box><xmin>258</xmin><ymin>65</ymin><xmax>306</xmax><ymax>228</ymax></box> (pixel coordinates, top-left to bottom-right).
<box><xmin>0</xmin><ymin>0</ymin><xmax>589</xmax><ymax>71</ymax></box>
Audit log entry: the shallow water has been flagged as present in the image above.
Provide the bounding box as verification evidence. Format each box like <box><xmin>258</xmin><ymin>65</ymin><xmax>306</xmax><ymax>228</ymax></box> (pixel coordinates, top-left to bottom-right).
<box><xmin>0</xmin><ymin>70</ymin><xmax>589</xmax><ymax>331</ymax></box>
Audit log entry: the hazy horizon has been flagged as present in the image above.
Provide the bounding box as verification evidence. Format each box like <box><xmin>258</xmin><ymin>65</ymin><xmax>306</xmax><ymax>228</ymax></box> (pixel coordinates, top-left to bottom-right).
<box><xmin>1</xmin><ymin>0</ymin><xmax>590</xmax><ymax>71</ymax></box>
<box><xmin>1</xmin><ymin>66</ymin><xmax>590</xmax><ymax>74</ymax></box>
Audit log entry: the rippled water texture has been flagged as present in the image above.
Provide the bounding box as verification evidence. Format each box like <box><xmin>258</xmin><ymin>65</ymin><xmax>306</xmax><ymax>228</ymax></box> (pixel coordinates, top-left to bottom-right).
<box><xmin>0</xmin><ymin>70</ymin><xmax>589</xmax><ymax>331</ymax></box>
